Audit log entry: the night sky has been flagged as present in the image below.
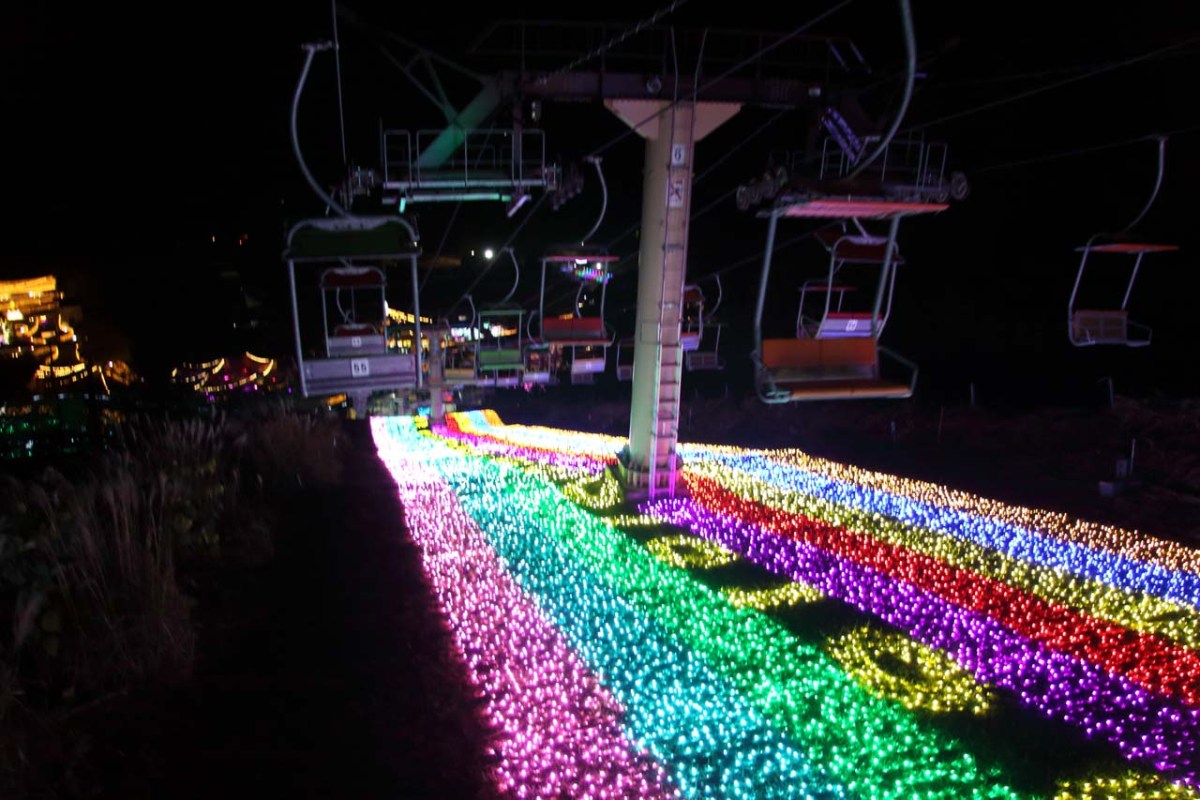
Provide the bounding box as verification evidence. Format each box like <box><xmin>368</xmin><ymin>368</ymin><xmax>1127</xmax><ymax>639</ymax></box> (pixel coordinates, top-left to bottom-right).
<box><xmin>3</xmin><ymin>1</ymin><xmax>1198</xmax><ymax>400</ymax></box>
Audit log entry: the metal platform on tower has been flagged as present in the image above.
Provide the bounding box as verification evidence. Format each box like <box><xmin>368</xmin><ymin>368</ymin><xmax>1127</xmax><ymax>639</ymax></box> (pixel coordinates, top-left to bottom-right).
<box><xmin>380</xmin><ymin>128</ymin><xmax>559</xmax><ymax>206</ymax></box>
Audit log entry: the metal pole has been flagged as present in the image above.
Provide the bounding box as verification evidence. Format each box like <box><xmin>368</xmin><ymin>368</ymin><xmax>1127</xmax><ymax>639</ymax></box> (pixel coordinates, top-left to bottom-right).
<box><xmin>1068</xmin><ymin>244</ymin><xmax>1091</xmax><ymax>344</ymax></box>
<box><xmin>320</xmin><ymin>281</ymin><xmax>330</xmax><ymax>351</ymax></box>
<box><xmin>538</xmin><ymin>258</ymin><xmax>548</xmax><ymax>339</ymax></box>
<box><xmin>823</xmin><ymin>244</ymin><xmax>836</xmax><ymax>329</ymax></box>
<box><xmin>1121</xmin><ymin>252</ymin><xmax>1144</xmax><ymax>310</ymax></box>
<box><xmin>872</xmin><ymin>215</ymin><xmax>902</xmax><ymax>336</ymax></box>
<box><xmin>429</xmin><ymin>327</ymin><xmax>444</xmax><ymax>423</ymax></box>
<box><xmin>754</xmin><ymin>208</ymin><xmax>780</xmax><ymax>362</ymax></box>
<box><xmin>411</xmin><ymin>253</ymin><xmax>423</xmax><ymax>388</ymax></box>
<box><xmin>287</xmin><ymin>259</ymin><xmax>310</xmax><ymax>398</ymax></box>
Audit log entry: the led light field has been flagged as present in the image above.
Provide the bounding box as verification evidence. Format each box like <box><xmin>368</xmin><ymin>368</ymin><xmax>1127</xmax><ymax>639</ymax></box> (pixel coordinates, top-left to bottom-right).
<box><xmin>371</xmin><ymin>411</ymin><xmax>1200</xmax><ymax>800</ymax></box>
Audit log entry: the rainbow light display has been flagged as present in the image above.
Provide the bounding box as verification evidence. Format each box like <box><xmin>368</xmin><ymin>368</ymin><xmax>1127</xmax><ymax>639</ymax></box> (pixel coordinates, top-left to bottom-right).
<box><xmin>371</xmin><ymin>411</ymin><xmax>1200</xmax><ymax>799</ymax></box>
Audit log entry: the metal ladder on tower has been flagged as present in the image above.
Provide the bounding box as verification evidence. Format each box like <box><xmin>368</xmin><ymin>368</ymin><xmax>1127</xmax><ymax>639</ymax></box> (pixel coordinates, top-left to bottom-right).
<box><xmin>646</xmin><ymin>105</ymin><xmax>695</xmax><ymax>500</ymax></box>
<box><xmin>649</xmin><ymin>249</ymin><xmax>684</xmax><ymax>499</ymax></box>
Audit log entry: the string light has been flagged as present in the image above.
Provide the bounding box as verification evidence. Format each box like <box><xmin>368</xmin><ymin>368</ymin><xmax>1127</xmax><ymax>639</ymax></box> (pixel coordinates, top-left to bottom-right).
<box><xmin>643</xmin><ymin>496</ymin><xmax>1200</xmax><ymax>788</ymax></box>
<box><xmin>384</xmin><ymin>419</ymin><xmax>850</xmax><ymax>800</ymax></box>
<box><xmin>826</xmin><ymin>625</ymin><xmax>993</xmax><ymax>716</ymax></box>
<box><xmin>693</xmin><ymin>450</ymin><xmax>1200</xmax><ymax>621</ymax></box>
<box><xmin>383</xmin><ymin>411</ymin><xmax>1200</xmax><ymax>795</ymax></box>
<box><xmin>413</xmin><ymin>422</ymin><xmax>1031</xmax><ymax>799</ymax></box>
<box><xmin>1051</xmin><ymin>771</ymin><xmax>1198</xmax><ymax>799</ymax></box>
<box><xmin>680</xmin><ymin>468</ymin><xmax>1200</xmax><ymax>710</ymax></box>
<box><xmin>753</xmin><ymin>445</ymin><xmax>1200</xmax><ymax>582</ymax></box>
<box><xmin>372</xmin><ymin>418</ymin><xmax>678</xmax><ymax>799</ymax></box>
<box><xmin>722</xmin><ymin>582</ymin><xmax>824</xmax><ymax>611</ymax></box>
<box><xmin>644</xmin><ymin>534</ymin><xmax>740</xmax><ymax>570</ymax></box>
<box><xmin>688</xmin><ymin>455</ymin><xmax>1200</xmax><ymax>650</ymax></box>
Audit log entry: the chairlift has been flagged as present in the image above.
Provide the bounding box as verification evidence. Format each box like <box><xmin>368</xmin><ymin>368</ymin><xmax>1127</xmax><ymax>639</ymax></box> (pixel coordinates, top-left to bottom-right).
<box><xmin>536</xmin><ymin>245</ymin><xmax>617</xmax><ymax>379</ymax></box>
<box><xmin>743</xmin><ymin>57</ymin><xmax>960</xmax><ymax>402</ymax></box>
<box><xmin>284</xmin><ymin>216</ymin><xmax>423</xmax><ymax>403</ymax></box>
<box><xmin>441</xmin><ymin>296</ymin><xmax>478</xmax><ymax>385</ymax></box>
<box><xmin>796</xmin><ymin>281</ymin><xmax>856</xmax><ymax>338</ymax></box>
<box><xmin>570</xmin><ymin>345</ymin><xmax>605</xmax><ymax>384</ymax></box>
<box><xmin>521</xmin><ymin>343</ymin><xmax>555</xmax><ymax>385</ymax></box>
<box><xmin>684</xmin><ymin>274</ymin><xmax>727</xmax><ymax>372</ymax></box>
<box><xmin>476</xmin><ymin>304</ymin><xmax>526</xmax><ymax>380</ymax></box>
<box><xmin>680</xmin><ymin>285</ymin><xmax>705</xmax><ymax>351</ymax></box>
<box><xmin>753</xmin><ymin>208</ymin><xmax>941</xmax><ymax>403</ymax></box>
<box><xmin>1069</xmin><ymin>136</ymin><xmax>1178</xmax><ymax>348</ymax></box>
<box><xmin>471</xmin><ymin>248</ymin><xmax>527</xmax><ymax>385</ymax></box>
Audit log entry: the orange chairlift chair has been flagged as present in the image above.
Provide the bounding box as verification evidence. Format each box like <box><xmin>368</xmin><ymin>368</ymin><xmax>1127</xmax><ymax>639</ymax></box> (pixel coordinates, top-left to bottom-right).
<box><xmin>536</xmin><ymin>245</ymin><xmax>617</xmax><ymax>384</ymax></box>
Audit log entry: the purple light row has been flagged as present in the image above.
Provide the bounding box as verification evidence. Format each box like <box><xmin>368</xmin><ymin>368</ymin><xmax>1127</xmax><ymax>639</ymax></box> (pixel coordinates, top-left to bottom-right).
<box><xmin>643</xmin><ymin>498</ymin><xmax>1200</xmax><ymax>790</ymax></box>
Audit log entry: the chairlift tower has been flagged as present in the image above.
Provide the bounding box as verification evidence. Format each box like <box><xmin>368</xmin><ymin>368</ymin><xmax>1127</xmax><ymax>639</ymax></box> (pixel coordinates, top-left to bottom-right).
<box><xmin>301</xmin><ymin>17</ymin><xmax>939</xmax><ymax>484</ymax></box>
<box><xmin>471</xmin><ymin>22</ymin><xmax>878</xmax><ymax>497</ymax></box>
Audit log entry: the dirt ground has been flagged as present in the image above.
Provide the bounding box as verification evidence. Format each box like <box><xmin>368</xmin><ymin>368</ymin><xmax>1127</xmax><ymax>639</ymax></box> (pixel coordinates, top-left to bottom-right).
<box><xmin>77</xmin><ymin>421</ymin><xmax>496</xmax><ymax>800</ymax></box>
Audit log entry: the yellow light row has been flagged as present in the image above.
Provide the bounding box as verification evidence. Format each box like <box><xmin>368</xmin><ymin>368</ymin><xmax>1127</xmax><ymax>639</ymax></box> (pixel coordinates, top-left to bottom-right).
<box><xmin>722</xmin><ymin>582</ymin><xmax>824</xmax><ymax>611</ymax></box>
<box><xmin>1051</xmin><ymin>771</ymin><xmax>1199</xmax><ymax>799</ymax></box>
<box><xmin>644</xmin><ymin>534</ymin><xmax>739</xmax><ymax>570</ymax></box>
<box><xmin>561</xmin><ymin>470</ymin><xmax>623</xmax><ymax>511</ymax></box>
<box><xmin>826</xmin><ymin>625</ymin><xmax>993</xmax><ymax>716</ymax></box>
<box><xmin>764</xmin><ymin>445</ymin><xmax>1200</xmax><ymax>578</ymax></box>
<box><xmin>689</xmin><ymin>460</ymin><xmax>1200</xmax><ymax>652</ymax></box>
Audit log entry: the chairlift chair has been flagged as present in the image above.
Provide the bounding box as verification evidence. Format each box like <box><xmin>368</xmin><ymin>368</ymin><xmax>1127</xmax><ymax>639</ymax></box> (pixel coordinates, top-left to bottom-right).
<box><xmin>685</xmin><ymin>324</ymin><xmax>726</xmax><ymax>371</ymax></box>
<box><xmin>537</xmin><ymin>246</ymin><xmax>617</xmax><ymax>380</ymax></box>
<box><xmin>323</xmin><ymin>267</ymin><xmax>388</xmax><ymax>356</ymax></box>
<box><xmin>1068</xmin><ymin>136</ymin><xmax>1178</xmax><ymax>348</ymax></box>
<box><xmin>284</xmin><ymin>216</ymin><xmax>423</xmax><ymax>401</ymax></box>
<box><xmin>753</xmin><ymin>206</ymin><xmax>943</xmax><ymax>403</ymax></box>
<box><xmin>795</xmin><ymin>281</ymin><xmax>856</xmax><ymax>339</ymax></box>
<box><xmin>521</xmin><ymin>343</ymin><xmax>555</xmax><ymax>385</ymax></box>
<box><xmin>682</xmin><ymin>274</ymin><xmax>727</xmax><ymax>372</ymax></box>
<box><xmin>440</xmin><ymin>296</ymin><xmax>478</xmax><ymax>385</ymax></box>
<box><xmin>744</xmin><ymin>58</ymin><xmax>960</xmax><ymax>403</ymax></box>
<box><xmin>476</xmin><ymin>304</ymin><xmax>526</xmax><ymax>382</ymax></box>
<box><xmin>680</xmin><ymin>285</ymin><xmax>705</xmax><ymax>352</ymax></box>
<box><xmin>442</xmin><ymin>337</ymin><xmax>478</xmax><ymax>384</ymax></box>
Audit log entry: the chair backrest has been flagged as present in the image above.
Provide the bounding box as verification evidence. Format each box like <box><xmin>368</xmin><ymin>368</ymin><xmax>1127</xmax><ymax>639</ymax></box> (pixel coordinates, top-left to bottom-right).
<box><xmin>542</xmin><ymin>316</ymin><xmax>605</xmax><ymax>340</ymax></box>
<box><xmin>761</xmin><ymin>337</ymin><xmax>878</xmax><ymax>380</ymax></box>
<box><xmin>477</xmin><ymin>348</ymin><xmax>523</xmax><ymax>370</ymax></box>
<box><xmin>1072</xmin><ymin>309</ymin><xmax>1128</xmax><ymax>343</ymax></box>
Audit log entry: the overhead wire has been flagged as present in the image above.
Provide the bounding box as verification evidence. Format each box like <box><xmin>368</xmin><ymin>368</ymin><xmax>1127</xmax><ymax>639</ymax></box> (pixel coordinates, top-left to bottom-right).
<box><xmin>920</xmin><ymin>45</ymin><xmax>1200</xmax><ymax>91</ymax></box>
<box><xmin>419</xmin><ymin>201</ymin><xmax>464</xmax><ymax>293</ymax></box>
<box><xmin>636</xmin><ymin>29</ymin><xmax>1200</xmax><ymax>288</ymax></box>
<box><xmin>331</xmin><ymin>0</ymin><xmax>348</xmax><ymax>168</ymax></box>
<box><xmin>586</xmin><ymin>0</ymin><xmax>858</xmax><ymax>160</ymax></box>
<box><xmin>970</xmin><ymin>122</ymin><xmax>1200</xmax><ymax>174</ymax></box>
<box><xmin>444</xmin><ymin>193</ymin><xmax>549</xmax><ymax>317</ymax></box>
<box><xmin>901</xmin><ymin>33</ymin><xmax>1200</xmax><ymax>134</ymax></box>
<box><xmin>605</xmin><ymin>108</ymin><xmax>791</xmax><ymax>251</ymax></box>
<box><xmin>535</xmin><ymin>0</ymin><xmax>693</xmax><ymax>85</ymax></box>
<box><xmin>846</xmin><ymin>0</ymin><xmax>914</xmax><ymax>180</ymax></box>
